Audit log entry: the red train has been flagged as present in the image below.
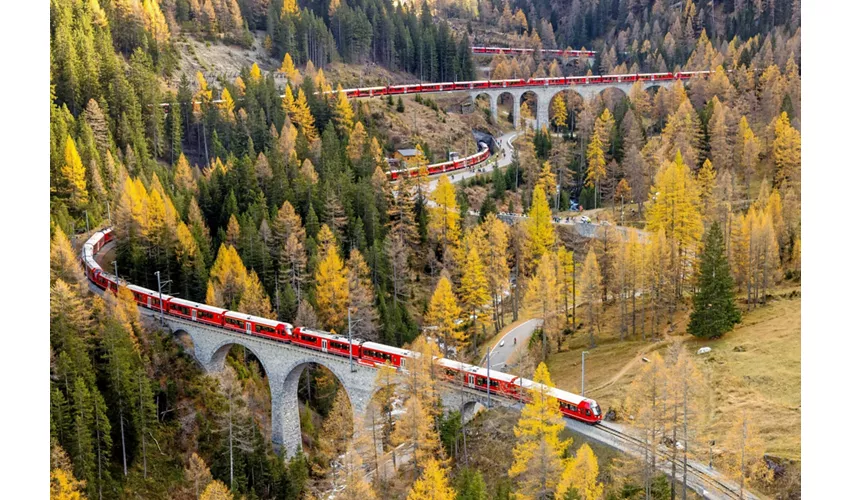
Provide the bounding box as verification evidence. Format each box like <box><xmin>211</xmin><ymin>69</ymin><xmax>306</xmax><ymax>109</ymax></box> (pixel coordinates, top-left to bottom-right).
<box><xmin>328</xmin><ymin>71</ymin><xmax>710</xmax><ymax>100</ymax></box>
<box><xmin>80</xmin><ymin>229</ymin><xmax>602</xmax><ymax>424</ymax></box>
<box><xmin>437</xmin><ymin>358</ymin><xmax>602</xmax><ymax>423</ymax></box>
<box><xmin>386</xmin><ymin>143</ymin><xmax>490</xmax><ymax>181</ymax></box>
<box><xmin>471</xmin><ymin>46</ymin><xmax>596</xmax><ymax>58</ymax></box>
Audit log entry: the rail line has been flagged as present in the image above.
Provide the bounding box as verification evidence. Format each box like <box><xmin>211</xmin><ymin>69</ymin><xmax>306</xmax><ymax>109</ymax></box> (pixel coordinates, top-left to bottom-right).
<box><xmin>595</xmin><ymin>423</ymin><xmax>754</xmax><ymax>499</ymax></box>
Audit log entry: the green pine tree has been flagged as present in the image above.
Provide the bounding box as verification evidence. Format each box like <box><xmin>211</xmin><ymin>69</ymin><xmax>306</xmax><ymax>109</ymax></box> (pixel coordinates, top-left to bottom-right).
<box><xmin>688</xmin><ymin>222</ymin><xmax>741</xmax><ymax>338</ymax></box>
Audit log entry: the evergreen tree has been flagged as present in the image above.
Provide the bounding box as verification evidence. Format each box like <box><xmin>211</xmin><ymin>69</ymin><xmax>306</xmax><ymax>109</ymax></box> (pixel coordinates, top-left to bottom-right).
<box><xmin>688</xmin><ymin>222</ymin><xmax>741</xmax><ymax>338</ymax></box>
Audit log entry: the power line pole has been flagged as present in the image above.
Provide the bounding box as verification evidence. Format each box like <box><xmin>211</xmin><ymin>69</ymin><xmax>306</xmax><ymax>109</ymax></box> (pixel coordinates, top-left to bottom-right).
<box><xmin>486</xmin><ymin>346</ymin><xmax>492</xmax><ymax>408</ymax></box>
<box><xmin>581</xmin><ymin>351</ymin><xmax>589</xmax><ymax>396</ymax></box>
<box><xmin>155</xmin><ymin>271</ymin><xmax>163</xmax><ymax>325</ymax></box>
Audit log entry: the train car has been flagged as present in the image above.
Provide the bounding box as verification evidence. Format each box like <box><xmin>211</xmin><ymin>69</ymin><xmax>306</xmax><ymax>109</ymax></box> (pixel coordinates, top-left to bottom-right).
<box><xmin>437</xmin><ymin>359</ymin><xmax>520</xmax><ymax>398</ymax></box>
<box><xmin>360</xmin><ymin>342</ymin><xmax>411</xmax><ymax>369</ymax></box>
<box><xmin>247</xmin><ymin>317</ymin><xmax>293</xmax><ymax>342</ymax></box>
<box><xmin>289</xmin><ymin>328</ymin><xmax>358</xmax><ymax>356</ymax></box>
<box><xmin>128</xmin><ymin>284</ymin><xmax>171</xmax><ymax>313</ymax></box>
<box><xmin>550</xmin><ymin>387</ymin><xmax>603</xmax><ymax>423</ymax></box>
<box><xmin>167</xmin><ymin>297</ymin><xmax>226</xmax><ymax>327</ymax></box>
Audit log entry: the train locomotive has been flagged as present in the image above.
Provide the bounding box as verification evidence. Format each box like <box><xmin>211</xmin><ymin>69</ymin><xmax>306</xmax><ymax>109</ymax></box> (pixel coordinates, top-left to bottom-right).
<box><xmin>80</xmin><ymin>229</ymin><xmax>603</xmax><ymax>424</ymax></box>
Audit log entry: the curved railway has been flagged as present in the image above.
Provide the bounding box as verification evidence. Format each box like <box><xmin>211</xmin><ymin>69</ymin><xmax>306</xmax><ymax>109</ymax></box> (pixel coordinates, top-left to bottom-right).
<box><xmin>471</xmin><ymin>46</ymin><xmax>596</xmax><ymax>58</ymax></box>
<box><xmin>81</xmin><ymin>229</ymin><xmax>604</xmax><ymax>425</ymax></box>
<box><xmin>593</xmin><ymin>423</ymin><xmax>757</xmax><ymax>499</ymax></box>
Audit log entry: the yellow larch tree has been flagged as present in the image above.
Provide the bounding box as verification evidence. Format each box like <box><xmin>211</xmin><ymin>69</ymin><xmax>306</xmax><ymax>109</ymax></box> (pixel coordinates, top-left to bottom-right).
<box><xmin>346</xmin><ymin>121</ymin><xmax>367</xmax><ymax>161</ymax></box>
<box><xmin>509</xmin><ymin>362</ymin><xmax>570</xmax><ymax>500</ymax></box>
<box><xmin>51</xmin><ymin>224</ymin><xmax>87</xmax><ymax>290</ymax></box>
<box><xmin>292</xmin><ymin>88</ymin><xmax>318</xmax><ymax>142</ymax></box>
<box><xmin>736</xmin><ymin>115</ymin><xmax>761</xmax><ymax>192</ymax></box>
<box><xmin>481</xmin><ymin>214</ymin><xmax>510</xmax><ymax>329</ymax></box>
<box><xmin>174</xmin><ymin>153</ymin><xmax>197</xmax><ymax>192</ymax></box>
<box><xmin>557</xmin><ymin>245</ymin><xmax>578</xmax><ymax>326</ymax></box>
<box><xmin>249</xmin><ymin>62</ymin><xmax>262</xmax><ymax>83</ymax></box>
<box><xmin>524</xmin><ymin>251</ymin><xmax>563</xmax><ymax>357</ymax></box>
<box><xmin>234</xmin><ymin>76</ymin><xmax>246</xmax><ymax>96</ymax></box>
<box><xmin>315</xmin><ymin>245</ymin><xmax>349</xmax><ymax>332</ymax></box>
<box><xmin>697</xmin><ymin>158</ymin><xmax>717</xmax><ymax>222</ymax></box>
<box><xmin>206</xmin><ymin>244</ymin><xmax>249</xmax><ymax>309</ymax></box>
<box><xmin>335</xmin><ymin>445</ymin><xmax>376</xmax><ymax>500</ymax></box>
<box><xmin>199</xmin><ymin>480</ymin><xmax>232</xmax><ymax>500</ymax></box>
<box><xmin>281</xmin><ymin>84</ymin><xmax>296</xmax><ymax>115</ymax></box>
<box><xmin>50</xmin><ymin>467</ymin><xmax>87</xmax><ymax>500</ymax></box>
<box><xmin>556</xmin><ymin>443</ymin><xmax>604</xmax><ymax>500</ymax></box>
<box><xmin>646</xmin><ymin>151</ymin><xmax>703</xmax><ymax>300</ymax></box>
<box><xmin>142</xmin><ymin>0</ymin><xmax>170</xmax><ymax>44</ymax></box>
<box><xmin>238</xmin><ymin>270</ymin><xmax>273</xmax><ymax>318</ymax></box>
<box><xmin>316</xmin><ymin>223</ymin><xmax>336</xmax><ymax>260</ymax></box>
<box><xmin>391</xmin><ymin>392</ymin><xmax>441</xmax><ymax>470</ymax></box>
<box><xmin>219</xmin><ymin>88</ymin><xmax>236</xmax><ymax>122</ymax></box>
<box><xmin>407</xmin><ymin>458</ymin><xmax>457</xmax><ymax>500</ymax></box>
<box><xmin>278</xmin><ymin>53</ymin><xmax>301</xmax><ymax>83</ymax></box>
<box><xmin>551</xmin><ymin>93</ymin><xmax>568</xmax><ymax>131</ymax></box>
<box><xmin>585</xmin><ymin>130</ymin><xmax>606</xmax><ymax>208</ymax></box>
<box><xmin>426</xmin><ymin>276</ymin><xmax>463</xmax><ymax>353</ymax></box>
<box><xmin>716</xmin><ymin>413</ymin><xmax>773</xmax><ymax>496</ymax></box>
<box><xmin>580</xmin><ymin>247</ymin><xmax>603</xmax><ymax>347</ymax></box>
<box><xmin>772</xmin><ymin>111</ymin><xmax>801</xmax><ymax>190</ymax></box>
<box><xmin>661</xmin><ymin>99</ymin><xmax>701</xmax><ymax>168</ymax></box>
<box><xmin>334</xmin><ymin>86</ymin><xmax>355</xmax><ymax>135</ymax></box>
<box><xmin>526</xmin><ymin>183</ymin><xmax>555</xmax><ymax>269</ymax></box>
<box><xmin>538</xmin><ymin>161</ymin><xmax>557</xmax><ymax>197</ymax></box>
<box><xmin>225</xmin><ymin>214</ymin><xmax>240</xmax><ymax>247</ymax></box>
<box><xmin>282</xmin><ymin>0</ymin><xmax>300</xmax><ymax>16</ymax></box>
<box><xmin>459</xmin><ymin>245</ymin><xmax>491</xmax><ymax>350</ymax></box>
<box><xmin>428</xmin><ymin>175</ymin><xmax>460</xmax><ymax>250</ymax></box>
<box><xmin>61</xmin><ymin>136</ymin><xmax>89</xmax><ymax>208</ymax></box>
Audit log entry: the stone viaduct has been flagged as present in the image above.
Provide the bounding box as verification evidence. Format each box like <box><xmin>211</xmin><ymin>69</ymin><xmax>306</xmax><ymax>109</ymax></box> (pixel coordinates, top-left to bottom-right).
<box><xmin>158</xmin><ymin>313</ymin><xmax>513</xmax><ymax>457</ymax></box>
<box><xmin>471</xmin><ymin>79</ymin><xmax>678</xmax><ymax>129</ymax></box>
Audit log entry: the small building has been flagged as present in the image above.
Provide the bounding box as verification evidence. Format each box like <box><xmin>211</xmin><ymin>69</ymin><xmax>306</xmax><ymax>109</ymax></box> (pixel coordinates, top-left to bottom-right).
<box><xmin>393</xmin><ymin>148</ymin><xmax>426</xmax><ymax>169</ymax></box>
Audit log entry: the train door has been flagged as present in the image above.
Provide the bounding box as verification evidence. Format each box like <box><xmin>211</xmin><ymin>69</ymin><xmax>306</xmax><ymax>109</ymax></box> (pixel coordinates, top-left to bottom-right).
<box><xmin>321</xmin><ymin>339</ymin><xmax>328</xmax><ymax>353</ymax></box>
<box><xmin>400</xmin><ymin>358</ymin><xmax>406</xmax><ymax>370</ymax></box>
<box><xmin>147</xmin><ymin>296</ymin><xmax>152</xmax><ymax>308</ymax></box>
<box><xmin>246</xmin><ymin>322</ymin><xmax>252</xmax><ymax>334</ymax></box>
<box><xmin>467</xmin><ymin>374</ymin><xmax>475</xmax><ymax>388</ymax></box>
<box><xmin>191</xmin><ymin>309</ymin><xmax>197</xmax><ymax>321</ymax></box>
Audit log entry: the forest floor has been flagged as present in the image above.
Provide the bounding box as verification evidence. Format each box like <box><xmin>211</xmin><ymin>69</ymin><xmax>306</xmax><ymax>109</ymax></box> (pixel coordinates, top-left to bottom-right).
<box><xmin>545</xmin><ymin>284</ymin><xmax>801</xmax><ymax>463</ymax></box>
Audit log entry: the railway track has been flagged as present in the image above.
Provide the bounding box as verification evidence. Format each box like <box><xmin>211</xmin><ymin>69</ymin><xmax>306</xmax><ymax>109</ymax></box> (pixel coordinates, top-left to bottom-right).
<box><xmin>594</xmin><ymin>423</ymin><xmax>756</xmax><ymax>499</ymax></box>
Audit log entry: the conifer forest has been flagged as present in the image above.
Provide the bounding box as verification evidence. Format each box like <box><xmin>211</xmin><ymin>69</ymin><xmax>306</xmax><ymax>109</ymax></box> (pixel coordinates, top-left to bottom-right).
<box><xmin>48</xmin><ymin>0</ymin><xmax>802</xmax><ymax>498</ymax></box>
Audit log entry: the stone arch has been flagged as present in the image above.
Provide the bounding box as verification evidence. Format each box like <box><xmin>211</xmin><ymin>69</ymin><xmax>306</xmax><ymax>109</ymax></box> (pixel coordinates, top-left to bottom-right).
<box><xmin>494</xmin><ymin>91</ymin><xmax>516</xmax><ymax>128</ymax></box>
<box><xmin>208</xmin><ymin>338</ymin><xmax>273</xmax><ymax>377</ymax></box>
<box><xmin>275</xmin><ymin>356</ymin><xmax>379</xmax><ymax>457</ymax></box>
<box><xmin>172</xmin><ymin>328</ymin><xmax>196</xmax><ymax>361</ymax></box>
<box><xmin>460</xmin><ymin>400</ymin><xmax>484</xmax><ymax>424</ymax></box>
<box><xmin>547</xmin><ymin>88</ymin><xmax>585</xmax><ymax>135</ymax></box>
<box><xmin>600</xmin><ymin>86</ymin><xmax>628</xmax><ymax>112</ymax></box>
<box><xmin>518</xmin><ymin>90</ymin><xmax>539</xmax><ymax>129</ymax></box>
<box><xmin>471</xmin><ymin>92</ymin><xmax>495</xmax><ymax>123</ymax></box>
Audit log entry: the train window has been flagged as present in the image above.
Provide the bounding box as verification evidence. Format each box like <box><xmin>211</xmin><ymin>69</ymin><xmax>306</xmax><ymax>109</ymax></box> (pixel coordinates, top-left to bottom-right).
<box><xmin>254</xmin><ymin>324</ymin><xmax>275</xmax><ymax>335</ymax></box>
<box><xmin>330</xmin><ymin>342</ymin><xmax>349</xmax><ymax>351</ymax></box>
<box><xmin>198</xmin><ymin>310</ymin><xmax>214</xmax><ymax>320</ymax></box>
<box><xmin>226</xmin><ymin>318</ymin><xmax>245</xmax><ymax>328</ymax></box>
<box><xmin>300</xmin><ymin>334</ymin><xmax>316</xmax><ymax>343</ymax></box>
<box><xmin>476</xmin><ymin>377</ymin><xmax>486</xmax><ymax>386</ymax></box>
<box><xmin>585</xmin><ymin>410</ymin><xmax>591</xmax><ymax>416</ymax></box>
<box><xmin>489</xmin><ymin>379</ymin><xmax>499</xmax><ymax>387</ymax></box>
<box><xmin>445</xmin><ymin>369</ymin><xmax>458</xmax><ymax>378</ymax></box>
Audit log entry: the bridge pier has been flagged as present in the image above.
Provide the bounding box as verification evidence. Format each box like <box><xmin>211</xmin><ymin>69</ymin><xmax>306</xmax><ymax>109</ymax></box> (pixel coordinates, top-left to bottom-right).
<box><xmin>162</xmin><ymin>316</ymin><xmax>379</xmax><ymax>458</ymax></box>
<box><xmin>513</xmin><ymin>96</ymin><xmax>521</xmax><ymax>129</ymax></box>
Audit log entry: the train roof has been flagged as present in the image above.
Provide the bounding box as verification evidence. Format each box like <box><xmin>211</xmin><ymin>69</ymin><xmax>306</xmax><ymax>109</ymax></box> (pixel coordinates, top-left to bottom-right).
<box><xmin>361</xmin><ymin>342</ymin><xmax>412</xmax><ymax>357</ymax></box>
<box><xmin>127</xmin><ymin>284</ymin><xmax>159</xmax><ymax>295</ymax></box>
<box><xmin>224</xmin><ymin>310</ymin><xmax>286</xmax><ymax>325</ymax></box>
<box><xmin>169</xmin><ymin>297</ymin><xmax>228</xmax><ymax>314</ymax></box>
